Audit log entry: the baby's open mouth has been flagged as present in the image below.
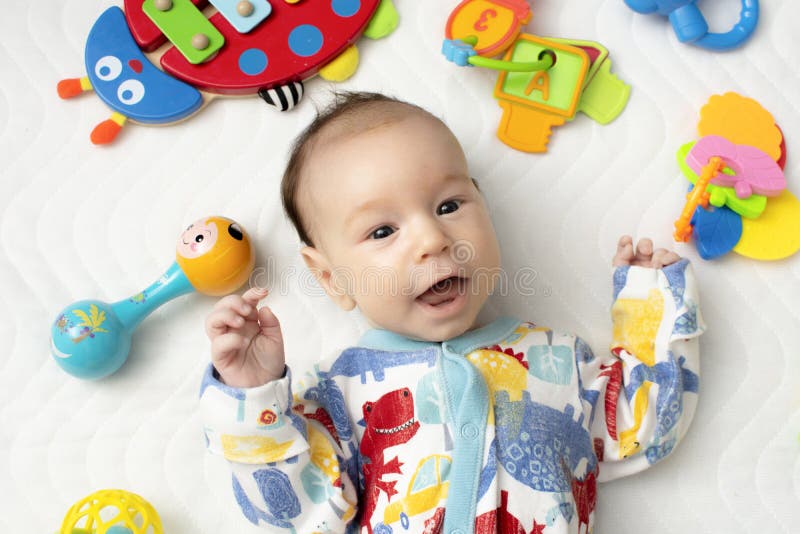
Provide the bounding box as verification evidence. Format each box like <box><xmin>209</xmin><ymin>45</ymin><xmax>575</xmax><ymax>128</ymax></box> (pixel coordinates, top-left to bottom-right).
<box><xmin>417</xmin><ymin>276</ymin><xmax>468</xmax><ymax>307</ymax></box>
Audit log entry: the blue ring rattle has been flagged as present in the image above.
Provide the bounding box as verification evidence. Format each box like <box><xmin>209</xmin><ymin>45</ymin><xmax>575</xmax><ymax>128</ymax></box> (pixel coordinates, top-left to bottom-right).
<box><xmin>625</xmin><ymin>0</ymin><xmax>759</xmax><ymax>51</ymax></box>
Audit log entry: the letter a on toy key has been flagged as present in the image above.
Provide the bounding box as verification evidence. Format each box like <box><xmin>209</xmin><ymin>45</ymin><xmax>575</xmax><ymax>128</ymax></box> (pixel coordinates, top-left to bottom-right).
<box><xmin>494</xmin><ymin>34</ymin><xmax>589</xmax><ymax>152</ymax></box>
<box><xmin>525</xmin><ymin>70</ymin><xmax>550</xmax><ymax>100</ymax></box>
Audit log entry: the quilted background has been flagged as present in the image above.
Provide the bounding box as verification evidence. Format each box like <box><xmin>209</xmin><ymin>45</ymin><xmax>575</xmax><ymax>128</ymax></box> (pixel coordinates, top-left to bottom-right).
<box><xmin>0</xmin><ymin>1</ymin><xmax>798</xmax><ymax>532</ymax></box>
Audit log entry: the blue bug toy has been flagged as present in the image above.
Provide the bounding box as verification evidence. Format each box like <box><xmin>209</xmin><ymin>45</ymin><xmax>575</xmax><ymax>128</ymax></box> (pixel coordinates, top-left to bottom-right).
<box><xmin>624</xmin><ymin>0</ymin><xmax>759</xmax><ymax>51</ymax></box>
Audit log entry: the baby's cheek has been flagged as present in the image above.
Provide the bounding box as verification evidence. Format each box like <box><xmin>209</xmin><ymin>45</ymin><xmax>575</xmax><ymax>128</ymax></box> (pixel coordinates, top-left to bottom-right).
<box><xmin>359</xmin><ymin>293</ymin><xmax>411</xmax><ymax>332</ymax></box>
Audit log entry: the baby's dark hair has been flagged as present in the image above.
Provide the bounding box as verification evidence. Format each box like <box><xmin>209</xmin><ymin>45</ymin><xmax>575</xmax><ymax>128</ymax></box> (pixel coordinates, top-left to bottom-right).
<box><xmin>281</xmin><ymin>91</ymin><xmax>433</xmax><ymax>247</ymax></box>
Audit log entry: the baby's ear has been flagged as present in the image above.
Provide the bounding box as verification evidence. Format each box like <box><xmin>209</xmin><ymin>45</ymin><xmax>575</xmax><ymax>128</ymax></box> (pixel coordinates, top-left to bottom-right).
<box><xmin>300</xmin><ymin>246</ymin><xmax>357</xmax><ymax>311</ymax></box>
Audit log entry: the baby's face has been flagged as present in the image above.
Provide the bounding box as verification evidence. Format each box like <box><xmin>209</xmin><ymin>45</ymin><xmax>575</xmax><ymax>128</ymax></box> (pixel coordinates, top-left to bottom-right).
<box><xmin>300</xmin><ymin>113</ymin><xmax>501</xmax><ymax>342</ymax></box>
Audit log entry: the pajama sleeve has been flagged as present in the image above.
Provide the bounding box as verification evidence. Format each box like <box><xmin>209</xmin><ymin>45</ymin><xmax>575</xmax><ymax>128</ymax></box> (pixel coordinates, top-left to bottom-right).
<box><xmin>199</xmin><ymin>363</ymin><xmax>360</xmax><ymax>531</ymax></box>
<box><xmin>577</xmin><ymin>259</ymin><xmax>705</xmax><ymax>481</ymax></box>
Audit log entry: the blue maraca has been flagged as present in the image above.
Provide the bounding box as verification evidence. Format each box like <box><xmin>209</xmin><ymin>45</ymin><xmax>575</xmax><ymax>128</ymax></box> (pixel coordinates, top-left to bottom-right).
<box><xmin>50</xmin><ymin>216</ymin><xmax>254</xmax><ymax>379</ymax></box>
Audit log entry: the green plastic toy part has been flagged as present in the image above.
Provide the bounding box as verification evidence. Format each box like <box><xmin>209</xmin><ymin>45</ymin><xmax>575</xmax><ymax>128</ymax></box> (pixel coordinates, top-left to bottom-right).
<box><xmin>143</xmin><ymin>0</ymin><xmax>225</xmax><ymax>65</ymax></box>
<box><xmin>364</xmin><ymin>0</ymin><xmax>399</xmax><ymax>39</ymax></box>
<box><xmin>462</xmin><ymin>35</ymin><xmax>556</xmax><ymax>72</ymax></box>
<box><xmin>543</xmin><ymin>37</ymin><xmax>630</xmax><ymax>125</ymax></box>
<box><xmin>677</xmin><ymin>141</ymin><xmax>766</xmax><ymax>219</ymax></box>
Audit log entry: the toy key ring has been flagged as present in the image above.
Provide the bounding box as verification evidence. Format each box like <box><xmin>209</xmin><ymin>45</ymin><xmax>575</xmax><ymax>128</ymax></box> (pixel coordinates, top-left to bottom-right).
<box><xmin>442</xmin><ymin>36</ymin><xmax>556</xmax><ymax>71</ymax></box>
<box><xmin>625</xmin><ymin>0</ymin><xmax>759</xmax><ymax>51</ymax></box>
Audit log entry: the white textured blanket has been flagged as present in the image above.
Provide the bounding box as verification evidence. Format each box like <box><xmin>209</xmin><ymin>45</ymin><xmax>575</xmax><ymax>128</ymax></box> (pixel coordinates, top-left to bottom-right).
<box><xmin>1</xmin><ymin>1</ymin><xmax>798</xmax><ymax>532</ymax></box>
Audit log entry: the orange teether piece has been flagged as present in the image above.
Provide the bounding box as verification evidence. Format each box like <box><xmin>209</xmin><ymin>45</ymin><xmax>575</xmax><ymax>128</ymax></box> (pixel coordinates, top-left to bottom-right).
<box><xmin>698</xmin><ymin>92</ymin><xmax>783</xmax><ymax>162</ymax></box>
<box><xmin>674</xmin><ymin>156</ymin><xmax>723</xmax><ymax>242</ymax></box>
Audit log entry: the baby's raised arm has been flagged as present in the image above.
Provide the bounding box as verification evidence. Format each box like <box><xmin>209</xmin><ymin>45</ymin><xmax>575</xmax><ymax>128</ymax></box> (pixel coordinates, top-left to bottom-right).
<box><xmin>579</xmin><ymin>235</ymin><xmax>704</xmax><ymax>480</ymax></box>
<box><xmin>199</xmin><ymin>289</ymin><xmax>360</xmax><ymax>531</ymax></box>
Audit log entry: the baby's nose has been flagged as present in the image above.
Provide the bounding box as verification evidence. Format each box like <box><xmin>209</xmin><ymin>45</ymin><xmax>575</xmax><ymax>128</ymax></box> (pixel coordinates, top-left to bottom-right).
<box><xmin>416</xmin><ymin>226</ymin><xmax>451</xmax><ymax>260</ymax></box>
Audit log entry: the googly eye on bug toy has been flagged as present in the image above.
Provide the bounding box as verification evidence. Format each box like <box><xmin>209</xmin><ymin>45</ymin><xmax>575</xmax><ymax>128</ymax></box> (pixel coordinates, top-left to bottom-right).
<box><xmin>624</xmin><ymin>0</ymin><xmax>759</xmax><ymax>51</ymax></box>
<box><xmin>50</xmin><ymin>215</ymin><xmax>255</xmax><ymax>380</ymax></box>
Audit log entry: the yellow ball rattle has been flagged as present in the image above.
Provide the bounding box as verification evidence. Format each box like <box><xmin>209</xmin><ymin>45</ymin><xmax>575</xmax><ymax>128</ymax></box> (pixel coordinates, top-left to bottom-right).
<box><xmin>50</xmin><ymin>215</ymin><xmax>255</xmax><ymax>379</ymax></box>
<box><xmin>59</xmin><ymin>489</ymin><xmax>163</xmax><ymax>534</ymax></box>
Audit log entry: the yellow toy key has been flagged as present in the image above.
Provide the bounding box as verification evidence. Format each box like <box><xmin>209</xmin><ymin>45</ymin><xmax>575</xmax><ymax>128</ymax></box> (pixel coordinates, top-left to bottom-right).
<box><xmin>493</xmin><ymin>34</ymin><xmax>588</xmax><ymax>152</ymax></box>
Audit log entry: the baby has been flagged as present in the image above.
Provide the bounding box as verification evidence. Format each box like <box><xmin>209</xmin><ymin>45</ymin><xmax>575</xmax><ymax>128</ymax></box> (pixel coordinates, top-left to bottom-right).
<box><xmin>199</xmin><ymin>92</ymin><xmax>704</xmax><ymax>534</ymax></box>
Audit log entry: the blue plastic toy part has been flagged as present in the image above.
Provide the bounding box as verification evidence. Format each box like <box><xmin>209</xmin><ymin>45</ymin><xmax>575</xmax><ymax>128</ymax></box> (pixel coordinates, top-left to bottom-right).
<box><xmin>442</xmin><ymin>38</ymin><xmax>477</xmax><ymax>67</ymax></box>
<box><xmin>85</xmin><ymin>7</ymin><xmax>203</xmax><ymax>124</ymax></box>
<box><xmin>209</xmin><ymin>0</ymin><xmax>273</xmax><ymax>34</ymax></box>
<box><xmin>51</xmin><ymin>262</ymin><xmax>193</xmax><ymax>379</ymax></box>
<box><xmin>441</xmin><ymin>37</ymin><xmax>555</xmax><ymax>72</ymax></box>
<box><xmin>689</xmin><ymin>185</ymin><xmax>743</xmax><ymax>260</ymax></box>
<box><xmin>624</xmin><ymin>0</ymin><xmax>759</xmax><ymax>51</ymax></box>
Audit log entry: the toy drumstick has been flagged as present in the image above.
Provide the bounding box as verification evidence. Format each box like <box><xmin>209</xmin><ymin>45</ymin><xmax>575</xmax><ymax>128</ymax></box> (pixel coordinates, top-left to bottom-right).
<box><xmin>674</xmin><ymin>157</ymin><xmax>723</xmax><ymax>242</ymax></box>
<box><xmin>50</xmin><ymin>215</ymin><xmax>255</xmax><ymax>379</ymax></box>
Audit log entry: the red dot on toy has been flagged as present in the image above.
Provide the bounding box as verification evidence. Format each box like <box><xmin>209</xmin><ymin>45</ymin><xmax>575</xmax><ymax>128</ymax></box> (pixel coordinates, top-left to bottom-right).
<box><xmin>776</xmin><ymin>124</ymin><xmax>787</xmax><ymax>170</ymax></box>
<box><xmin>128</xmin><ymin>58</ymin><xmax>143</xmax><ymax>73</ymax></box>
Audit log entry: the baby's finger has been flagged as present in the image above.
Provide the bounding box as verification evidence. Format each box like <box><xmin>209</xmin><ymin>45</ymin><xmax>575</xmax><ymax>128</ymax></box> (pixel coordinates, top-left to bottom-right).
<box><xmin>205</xmin><ymin>308</ymin><xmax>247</xmax><ymax>338</ymax></box>
<box><xmin>258</xmin><ymin>305</ymin><xmax>283</xmax><ymax>340</ymax></box>
<box><xmin>652</xmin><ymin>249</ymin><xmax>682</xmax><ymax>269</ymax></box>
<box><xmin>211</xmin><ymin>332</ymin><xmax>248</xmax><ymax>362</ymax></box>
<box><xmin>212</xmin><ymin>294</ymin><xmax>253</xmax><ymax>317</ymax></box>
<box><xmin>242</xmin><ymin>286</ymin><xmax>269</xmax><ymax>307</ymax></box>
<box><xmin>612</xmin><ymin>235</ymin><xmax>634</xmax><ymax>266</ymax></box>
<box><xmin>635</xmin><ymin>238</ymin><xmax>653</xmax><ymax>260</ymax></box>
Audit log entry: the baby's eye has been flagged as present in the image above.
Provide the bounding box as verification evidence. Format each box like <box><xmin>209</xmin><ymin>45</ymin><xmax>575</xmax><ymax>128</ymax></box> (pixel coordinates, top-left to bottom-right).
<box><xmin>369</xmin><ymin>226</ymin><xmax>395</xmax><ymax>240</ymax></box>
<box><xmin>437</xmin><ymin>200</ymin><xmax>461</xmax><ymax>215</ymax></box>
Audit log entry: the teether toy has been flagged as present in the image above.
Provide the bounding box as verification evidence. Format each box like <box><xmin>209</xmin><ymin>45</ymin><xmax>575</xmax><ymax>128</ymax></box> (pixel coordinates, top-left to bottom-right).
<box><xmin>624</xmin><ymin>0</ymin><xmax>759</xmax><ymax>51</ymax></box>
<box><xmin>674</xmin><ymin>92</ymin><xmax>800</xmax><ymax>261</ymax></box>
<box><xmin>686</xmin><ymin>135</ymin><xmax>785</xmax><ymax>199</ymax></box>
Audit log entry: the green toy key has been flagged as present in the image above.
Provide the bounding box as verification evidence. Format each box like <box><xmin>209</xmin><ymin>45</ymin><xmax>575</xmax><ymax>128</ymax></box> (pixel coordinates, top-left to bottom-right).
<box><xmin>143</xmin><ymin>0</ymin><xmax>224</xmax><ymax>65</ymax></box>
<box><xmin>544</xmin><ymin>37</ymin><xmax>630</xmax><ymax>125</ymax></box>
<box><xmin>495</xmin><ymin>35</ymin><xmax>588</xmax><ymax>120</ymax></box>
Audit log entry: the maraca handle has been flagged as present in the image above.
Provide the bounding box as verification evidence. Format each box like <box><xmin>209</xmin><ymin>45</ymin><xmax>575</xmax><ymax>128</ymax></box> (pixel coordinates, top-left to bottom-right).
<box><xmin>112</xmin><ymin>261</ymin><xmax>194</xmax><ymax>331</ymax></box>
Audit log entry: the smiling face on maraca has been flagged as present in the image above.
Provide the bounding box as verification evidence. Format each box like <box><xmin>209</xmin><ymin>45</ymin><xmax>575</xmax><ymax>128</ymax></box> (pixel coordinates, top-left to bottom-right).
<box><xmin>175</xmin><ymin>216</ymin><xmax>255</xmax><ymax>296</ymax></box>
<box><xmin>178</xmin><ymin>219</ymin><xmax>221</xmax><ymax>259</ymax></box>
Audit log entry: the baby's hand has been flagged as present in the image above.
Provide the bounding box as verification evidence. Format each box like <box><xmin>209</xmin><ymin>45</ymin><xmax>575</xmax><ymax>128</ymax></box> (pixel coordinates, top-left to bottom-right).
<box><xmin>613</xmin><ymin>235</ymin><xmax>681</xmax><ymax>268</ymax></box>
<box><xmin>206</xmin><ymin>287</ymin><xmax>286</xmax><ymax>388</ymax></box>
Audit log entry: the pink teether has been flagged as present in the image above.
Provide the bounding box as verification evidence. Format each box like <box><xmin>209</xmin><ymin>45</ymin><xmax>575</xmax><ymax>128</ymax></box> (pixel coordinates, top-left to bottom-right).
<box><xmin>686</xmin><ymin>135</ymin><xmax>786</xmax><ymax>199</ymax></box>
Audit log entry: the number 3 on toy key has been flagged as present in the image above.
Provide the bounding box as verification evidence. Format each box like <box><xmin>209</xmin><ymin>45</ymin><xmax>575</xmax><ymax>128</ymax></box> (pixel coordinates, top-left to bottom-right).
<box><xmin>474</xmin><ymin>8</ymin><xmax>497</xmax><ymax>31</ymax></box>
